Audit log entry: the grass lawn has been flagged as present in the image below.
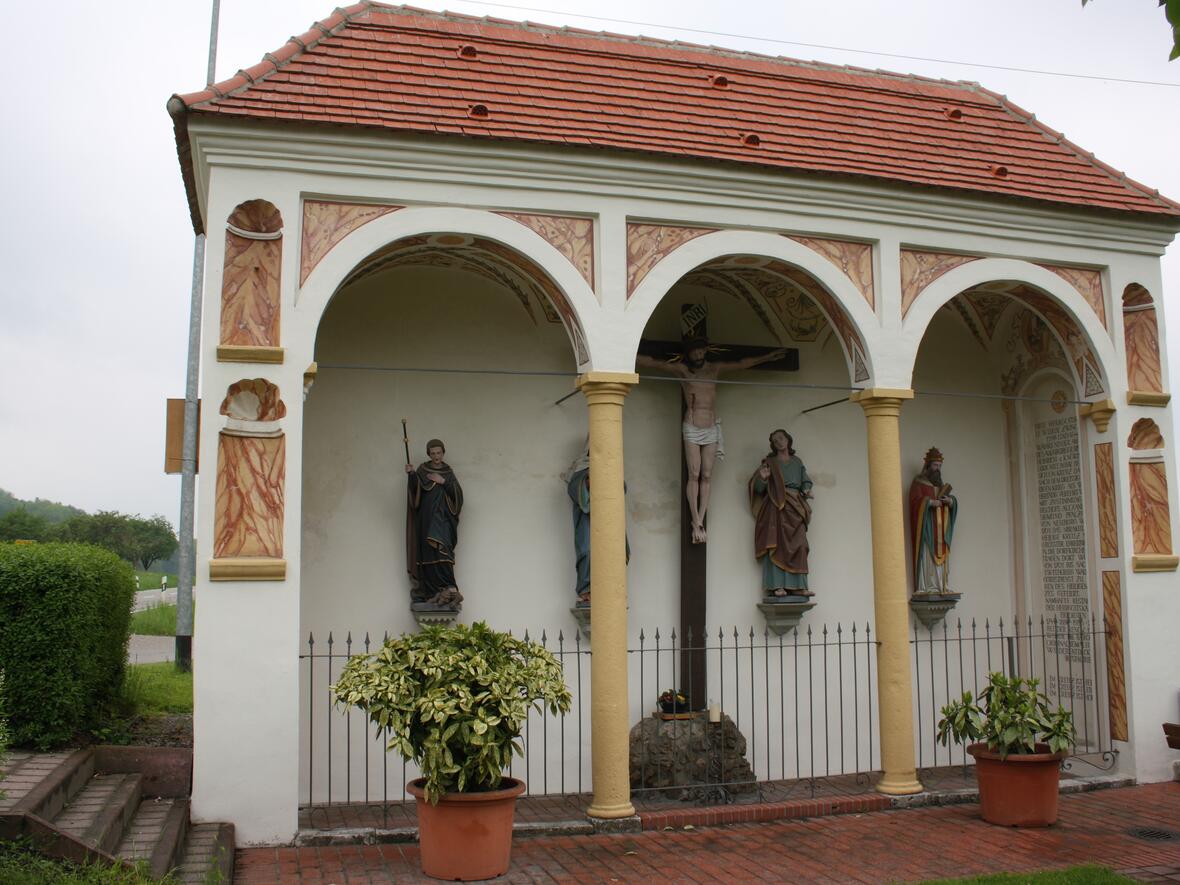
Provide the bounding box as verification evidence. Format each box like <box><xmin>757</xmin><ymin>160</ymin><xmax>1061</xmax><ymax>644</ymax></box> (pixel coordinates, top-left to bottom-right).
<box><xmin>920</xmin><ymin>865</ymin><xmax>1137</xmax><ymax>884</ymax></box>
<box><xmin>133</xmin><ymin>570</ymin><xmax>177</xmax><ymax>591</ymax></box>
<box><xmin>129</xmin><ymin>603</ymin><xmax>176</xmax><ymax>636</ymax></box>
<box><xmin>121</xmin><ymin>662</ymin><xmax>192</xmax><ymax>715</ymax></box>
<box><xmin>0</xmin><ymin>839</ymin><xmax>166</xmax><ymax>884</ymax></box>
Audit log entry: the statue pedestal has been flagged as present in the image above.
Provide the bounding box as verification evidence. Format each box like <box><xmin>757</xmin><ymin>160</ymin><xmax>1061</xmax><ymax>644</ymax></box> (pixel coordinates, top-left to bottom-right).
<box><xmin>629</xmin><ymin>712</ymin><xmax>756</xmax><ymax>801</ymax></box>
<box><xmin>410</xmin><ymin>603</ymin><xmax>459</xmax><ymax>629</ymax></box>
<box><xmin>909</xmin><ymin>593</ymin><xmax>962</xmax><ymax>631</ymax></box>
<box><xmin>757</xmin><ymin>596</ymin><xmax>816</xmax><ymax>636</ymax></box>
<box><xmin>569</xmin><ymin>604</ymin><xmax>592</xmax><ymax>640</ymax></box>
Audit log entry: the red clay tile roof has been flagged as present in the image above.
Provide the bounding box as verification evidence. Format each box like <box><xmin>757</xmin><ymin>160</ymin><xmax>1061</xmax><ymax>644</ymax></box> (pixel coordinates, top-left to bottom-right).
<box><xmin>169</xmin><ymin>2</ymin><xmax>1180</xmax><ymax>232</ymax></box>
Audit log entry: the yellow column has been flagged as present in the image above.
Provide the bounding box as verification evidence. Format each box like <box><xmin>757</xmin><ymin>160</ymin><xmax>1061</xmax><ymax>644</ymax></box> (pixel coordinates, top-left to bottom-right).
<box><xmin>853</xmin><ymin>388</ymin><xmax>924</xmax><ymax>796</ymax></box>
<box><xmin>578</xmin><ymin>370</ymin><xmax>639</xmax><ymax>820</ymax></box>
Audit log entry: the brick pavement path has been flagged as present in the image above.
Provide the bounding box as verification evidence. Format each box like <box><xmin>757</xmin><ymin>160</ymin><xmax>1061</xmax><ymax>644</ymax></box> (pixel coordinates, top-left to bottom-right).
<box><xmin>237</xmin><ymin>782</ymin><xmax>1180</xmax><ymax>884</ymax></box>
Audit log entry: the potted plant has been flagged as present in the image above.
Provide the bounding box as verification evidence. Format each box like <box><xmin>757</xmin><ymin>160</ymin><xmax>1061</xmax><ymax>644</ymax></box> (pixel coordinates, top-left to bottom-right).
<box><xmin>657</xmin><ymin>688</ymin><xmax>689</xmax><ymax>714</ymax></box>
<box><xmin>937</xmin><ymin>672</ymin><xmax>1076</xmax><ymax>827</ymax></box>
<box><xmin>333</xmin><ymin>621</ymin><xmax>571</xmax><ymax>880</ymax></box>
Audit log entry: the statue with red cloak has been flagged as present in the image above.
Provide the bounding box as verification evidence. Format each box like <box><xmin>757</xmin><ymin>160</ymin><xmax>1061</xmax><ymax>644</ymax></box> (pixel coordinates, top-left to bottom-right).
<box><xmin>909</xmin><ymin>447</ymin><xmax>957</xmax><ymax>597</ymax></box>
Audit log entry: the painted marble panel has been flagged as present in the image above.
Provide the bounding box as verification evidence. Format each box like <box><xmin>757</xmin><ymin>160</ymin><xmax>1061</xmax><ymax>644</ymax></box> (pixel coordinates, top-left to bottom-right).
<box><xmin>1038</xmin><ymin>264</ymin><xmax>1106</xmax><ymax>329</ymax></box>
<box><xmin>1130</xmin><ymin>461</ymin><xmax>1172</xmax><ymax>555</ymax></box>
<box><xmin>1101</xmin><ymin>571</ymin><xmax>1128</xmax><ymax>743</ymax></box>
<box><xmin>214</xmin><ymin>433</ymin><xmax>285</xmax><ymax>559</ymax></box>
<box><xmin>221</xmin><ymin>234</ymin><xmax>281</xmax><ymax>348</ymax></box>
<box><xmin>1127</xmin><ymin>418</ymin><xmax>1164</xmax><ymax>451</ymax></box>
<box><xmin>900</xmin><ymin>250</ymin><xmax>979</xmax><ymax>316</ymax></box>
<box><xmin>300</xmin><ymin>200</ymin><xmax>400</xmax><ymax>285</ymax></box>
<box><xmin>1095</xmin><ymin>442</ymin><xmax>1118</xmax><ymax>559</ymax></box>
<box><xmin>1123</xmin><ymin>305</ymin><xmax>1163</xmax><ymax>394</ymax></box>
<box><xmin>626</xmin><ymin>223</ymin><xmax>716</xmax><ymax>296</ymax></box>
<box><xmin>500</xmin><ymin>213</ymin><xmax>595</xmax><ymax>290</ymax></box>
<box><xmin>788</xmin><ymin>236</ymin><xmax>874</xmax><ymax>308</ymax></box>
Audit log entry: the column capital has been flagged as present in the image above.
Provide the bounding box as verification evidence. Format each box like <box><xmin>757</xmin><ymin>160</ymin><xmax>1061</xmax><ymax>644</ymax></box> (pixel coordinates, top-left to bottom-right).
<box><xmin>577</xmin><ymin>371</ymin><xmax>638</xmax><ymax>404</ymax></box>
<box><xmin>578</xmin><ymin>371</ymin><xmax>639</xmax><ymax>388</ymax></box>
<box><xmin>1079</xmin><ymin>398</ymin><xmax>1116</xmax><ymax>433</ymax></box>
<box><xmin>851</xmin><ymin>387</ymin><xmax>914</xmax><ymax>417</ymax></box>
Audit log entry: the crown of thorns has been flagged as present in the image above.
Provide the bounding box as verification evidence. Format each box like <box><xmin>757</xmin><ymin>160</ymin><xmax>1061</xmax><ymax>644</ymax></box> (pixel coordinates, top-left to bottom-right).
<box><xmin>924</xmin><ymin>447</ymin><xmax>944</xmax><ymax>463</ymax></box>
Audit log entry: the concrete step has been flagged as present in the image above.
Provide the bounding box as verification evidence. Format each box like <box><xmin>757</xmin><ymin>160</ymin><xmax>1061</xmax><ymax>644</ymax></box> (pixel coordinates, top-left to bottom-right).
<box><xmin>1</xmin><ymin>748</ymin><xmax>94</xmax><ymax>822</ymax></box>
<box><xmin>115</xmin><ymin>797</ymin><xmax>190</xmax><ymax>879</ymax></box>
<box><xmin>171</xmin><ymin>822</ymin><xmax>235</xmax><ymax>885</ymax></box>
<box><xmin>52</xmin><ymin>773</ymin><xmax>143</xmax><ymax>855</ymax></box>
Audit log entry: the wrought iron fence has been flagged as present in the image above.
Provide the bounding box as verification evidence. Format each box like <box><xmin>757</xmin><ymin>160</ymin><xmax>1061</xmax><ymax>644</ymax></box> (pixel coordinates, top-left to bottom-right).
<box><xmin>910</xmin><ymin>613</ymin><xmax>1118</xmax><ymax>779</ymax></box>
<box><xmin>298</xmin><ymin>620</ymin><xmax>881</xmax><ymax>810</ymax></box>
<box><xmin>628</xmin><ymin>624</ymin><xmax>880</xmax><ymax>802</ymax></box>
<box><xmin>298</xmin><ymin>628</ymin><xmax>591</xmax><ymax>809</ymax></box>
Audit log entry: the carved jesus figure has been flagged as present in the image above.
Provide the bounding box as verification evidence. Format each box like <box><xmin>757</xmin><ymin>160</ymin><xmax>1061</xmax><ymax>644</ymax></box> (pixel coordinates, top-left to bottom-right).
<box><xmin>638</xmin><ymin>337</ymin><xmax>786</xmax><ymax>544</ymax></box>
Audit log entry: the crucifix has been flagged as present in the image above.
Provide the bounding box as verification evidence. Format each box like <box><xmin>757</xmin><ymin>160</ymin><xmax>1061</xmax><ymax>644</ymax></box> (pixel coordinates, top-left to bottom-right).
<box><xmin>637</xmin><ymin>304</ymin><xmax>798</xmax><ymax>707</ymax></box>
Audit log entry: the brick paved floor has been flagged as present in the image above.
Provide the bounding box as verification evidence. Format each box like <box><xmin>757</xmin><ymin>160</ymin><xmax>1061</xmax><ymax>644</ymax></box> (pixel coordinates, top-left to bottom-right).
<box><xmin>241</xmin><ymin>781</ymin><xmax>1180</xmax><ymax>884</ymax></box>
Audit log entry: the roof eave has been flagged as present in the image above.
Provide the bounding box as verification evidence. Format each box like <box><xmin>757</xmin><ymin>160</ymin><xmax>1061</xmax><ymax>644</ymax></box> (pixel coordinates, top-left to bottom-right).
<box><xmin>168</xmin><ymin>96</ymin><xmax>204</xmax><ymax>236</ymax></box>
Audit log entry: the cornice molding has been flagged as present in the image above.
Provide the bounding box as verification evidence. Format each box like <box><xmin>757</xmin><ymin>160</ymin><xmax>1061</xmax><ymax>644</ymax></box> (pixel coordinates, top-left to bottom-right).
<box><xmin>185</xmin><ymin>119</ymin><xmax>1179</xmax><ymax>255</ymax></box>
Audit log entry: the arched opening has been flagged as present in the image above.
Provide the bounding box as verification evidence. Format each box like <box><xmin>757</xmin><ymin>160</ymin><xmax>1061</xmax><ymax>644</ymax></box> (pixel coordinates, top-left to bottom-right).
<box><xmin>300</xmin><ymin>232</ymin><xmax>590</xmax><ymax>634</ymax></box>
<box><xmin>909</xmin><ymin>281</ymin><xmax>1112</xmax><ymax>764</ymax></box>
<box><xmin>296</xmin><ymin>231</ymin><xmax>595</xmax><ymax>805</ymax></box>
<box><xmin>627</xmin><ymin>253</ymin><xmax>873</xmax><ymax>629</ymax></box>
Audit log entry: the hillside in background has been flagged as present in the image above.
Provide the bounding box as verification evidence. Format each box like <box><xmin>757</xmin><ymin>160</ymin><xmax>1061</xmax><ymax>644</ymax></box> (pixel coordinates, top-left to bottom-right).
<box><xmin>0</xmin><ymin>487</ymin><xmax>86</xmax><ymax>523</ymax></box>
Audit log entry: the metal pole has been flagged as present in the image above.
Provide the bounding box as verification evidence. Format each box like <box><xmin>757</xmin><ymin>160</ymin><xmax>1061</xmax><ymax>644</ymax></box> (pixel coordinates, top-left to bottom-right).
<box><xmin>175</xmin><ymin>0</ymin><xmax>220</xmax><ymax>671</ymax></box>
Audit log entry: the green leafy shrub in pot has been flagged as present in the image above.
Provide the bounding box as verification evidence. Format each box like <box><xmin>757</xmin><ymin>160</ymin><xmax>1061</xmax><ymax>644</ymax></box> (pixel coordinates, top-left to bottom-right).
<box><xmin>937</xmin><ymin>671</ymin><xmax>1076</xmax><ymax>758</ymax></box>
<box><xmin>332</xmin><ymin>621</ymin><xmax>572</xmax><ymax>803</ymax></box>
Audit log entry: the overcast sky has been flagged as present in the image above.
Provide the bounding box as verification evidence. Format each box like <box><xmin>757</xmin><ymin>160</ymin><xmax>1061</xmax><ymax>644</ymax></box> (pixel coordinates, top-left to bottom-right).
<box><xmin>0</xmin><ymin>0</ymin><xmax>1177</xmax><ymax>528</ymax></box>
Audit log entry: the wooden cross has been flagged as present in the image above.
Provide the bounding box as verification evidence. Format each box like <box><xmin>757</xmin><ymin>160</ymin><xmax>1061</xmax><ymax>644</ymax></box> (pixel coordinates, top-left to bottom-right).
<box><xmin>638</xmin><ymin>306</ymin><xmax>798</xmax><ymax>708</ymax></box>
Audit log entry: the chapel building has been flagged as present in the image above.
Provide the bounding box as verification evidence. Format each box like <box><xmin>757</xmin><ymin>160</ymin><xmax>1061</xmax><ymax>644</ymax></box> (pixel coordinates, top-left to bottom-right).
<box><xmin>168</xmin><ymin>2</ymin><xmax>1180</xmax><ymax>843</ymax></box>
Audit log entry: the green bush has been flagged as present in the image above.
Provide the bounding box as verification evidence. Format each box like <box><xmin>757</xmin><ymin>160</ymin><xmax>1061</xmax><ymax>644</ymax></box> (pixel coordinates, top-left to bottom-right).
<box><xmin>0</xmin><ymin>543</ymin><xmax>135</xmax><ymax>749</ymax></box>
<box><xmin>0</xmin><ymin>670</ymin><xmax>10</xmax><ymax>797</ymax></box>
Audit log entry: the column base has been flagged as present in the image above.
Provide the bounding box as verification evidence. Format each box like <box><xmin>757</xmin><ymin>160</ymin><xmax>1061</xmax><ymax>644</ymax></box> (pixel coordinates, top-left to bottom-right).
<box><xmin>588</xmin><ymin>814</ymin><xmax>642</xmax><ymax>834</ymax></box>
<box><xmin>586</xmin><ymin>800</ymin><xmax>637</xmax><ymax>820</ymax></box>
<box><xmin>875</xmin><ymin>774</ymin><xmax>924</xmax><ymax>796</ymax></box>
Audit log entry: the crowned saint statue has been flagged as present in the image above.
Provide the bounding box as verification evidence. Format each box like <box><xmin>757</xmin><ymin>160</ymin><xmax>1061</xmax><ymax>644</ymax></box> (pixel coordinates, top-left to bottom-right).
<box><xmin>908</xmin><ymin>447</ymin><xmax>958</xmax><ymax>597</ymax></box>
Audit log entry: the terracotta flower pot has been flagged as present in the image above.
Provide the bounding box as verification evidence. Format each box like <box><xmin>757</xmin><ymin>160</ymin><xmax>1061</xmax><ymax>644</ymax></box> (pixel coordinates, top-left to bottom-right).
<box><xmin>407</xmin><ymin>776</ymin><xmax>525</xmax><ymax>880</ymax></box>
<box><xmin>968</xmin><ymin>742</ymin><xmax>1065</xmax><ymax>827</ymax></box>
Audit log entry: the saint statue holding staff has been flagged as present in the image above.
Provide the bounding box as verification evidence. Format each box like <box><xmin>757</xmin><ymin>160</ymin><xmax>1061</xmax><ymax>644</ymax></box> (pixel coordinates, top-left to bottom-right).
<box><xmin>405</xmin><ymin>437</ymin><xmax>464</xmax><ymax>610</ymax></box>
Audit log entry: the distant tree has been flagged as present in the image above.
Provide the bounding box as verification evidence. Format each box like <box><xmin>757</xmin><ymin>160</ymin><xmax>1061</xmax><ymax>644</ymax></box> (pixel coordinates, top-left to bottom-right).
<box><xmin>1083</xmin><ymin>0</ymin><xmax>1180</xmax><ymax>59</ymax></box>
<box><xmin>57</xmin><ymin>511</ymin><xmax>137</xmax><ymax>563</ymax></box>
<box><xmin>0</xmin><ymin>488</ymin><xmax>86</xmax><ymax>524</ymax></box>
<box><xmin>129</xmin><ymin>515</ymin><xmax>179</xmax><ymax>571</ymax></box>
<box><xmin>0</xmin><ymin>509</ymin><xmax>51</xmax><ymax>542</ymax></box>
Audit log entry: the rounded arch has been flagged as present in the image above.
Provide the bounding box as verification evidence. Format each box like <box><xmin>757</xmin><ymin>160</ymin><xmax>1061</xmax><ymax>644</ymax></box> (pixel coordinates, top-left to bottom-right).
<box><xmin>292</xmin><ymin>207</ymin><xmax>599</xmax><ymax>370</ymax></box>
<box><xmin>623</xmin><ymin>230</ymin><xmax>878</xmax><ymax>384</ymax></box>
<box><xmin>900</xmin><ymin>258</ymin><xmax>1117</xmax><ymax>398</ymax></box>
